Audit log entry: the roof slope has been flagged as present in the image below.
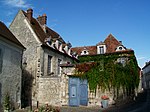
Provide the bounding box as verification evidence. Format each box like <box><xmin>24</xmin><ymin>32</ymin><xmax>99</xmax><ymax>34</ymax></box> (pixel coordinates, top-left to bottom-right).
<box><xmin>22</xmin><ymin>10</ymin><xmax>63</xmax><ymax>44</ymax></box>
<box><xmin>22</xmin><ymin>10</ymin><xmax>48</xmax><ymax>43</ymax></box>
<box><xmin>0</xmin><ymin>21</ymin><xmax>25</xmax><ymax>49</ymax></box>
<box><xmin>104</xmin><ymin>34</ymin><xmax>121</xmax><ymax>53</ymax></box>
<box><xmin>71</xmin><ymin>34</ymin><xmax>131</xmax><ymax>56</ymax></box>
<box><xmin>71</xmin><ymin>46</ymin><xmax>97</xmax><ymax>56</ymax></box>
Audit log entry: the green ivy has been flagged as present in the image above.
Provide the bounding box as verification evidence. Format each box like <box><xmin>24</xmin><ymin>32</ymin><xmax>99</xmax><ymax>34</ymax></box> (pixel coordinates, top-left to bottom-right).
<box><xmin>76</xmin><ymin>51</ymin><xmax>140</xmax><ymax>96</ymax></box>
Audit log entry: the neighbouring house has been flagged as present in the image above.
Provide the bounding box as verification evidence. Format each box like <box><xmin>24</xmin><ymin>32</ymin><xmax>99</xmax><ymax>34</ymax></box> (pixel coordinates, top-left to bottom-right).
<box><xmin>142</xmin><ymin>61</ymin><xmax>150</xmax><ymax>89</ymax></box>
<box><xmin>59</xmin><ymin>34</ymin><xmax>139</xmax><ymax>106</ymax></box>
<box><xmin>0</xmin><ymin>21</ymin><xmax>25</xmax><ymax>109</ymax></box>
<box><xmin>9</xmin><ymin>9</ymin><xmax>78</xmax><ymax>107</ymax></box>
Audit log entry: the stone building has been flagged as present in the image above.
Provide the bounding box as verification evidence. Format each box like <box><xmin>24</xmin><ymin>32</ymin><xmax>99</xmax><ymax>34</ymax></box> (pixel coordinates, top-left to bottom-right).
<box><xmin>0</xmin><ymin>21</ymin><xmax>25</xmax><ymax>109</ymax></box>
<box><xmin>142</xmin><ymin>61</ymin><xmax>150</xmax><ymax>89</ymax></box>
<box><xmin>61</xmin><ymin>34</ymin><xmax>139</xmax><ymax>106</ymax></box>
<box><xmin>9</xmin><ymin>9</ymin><xmax>78</xmax><ymax>107</ymax></box>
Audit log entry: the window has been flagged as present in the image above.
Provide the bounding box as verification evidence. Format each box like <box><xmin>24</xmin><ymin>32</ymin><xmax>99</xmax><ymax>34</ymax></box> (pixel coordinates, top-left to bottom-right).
<box><xmin>118</xmin><ymin>58</ymin><xmax>126</xmax><ymax>66</ymax></box>
<box><xmin>99</xmin><ymin>46</ymin><xmax>104</xmax><ymax>54</ymax></box>
<box><xmin>119</xmin><ymin>47</ymin><xmax>122</xmax><ymax>50</ymax></box>
<box><xmin>81</xmin><ymin>50</ymin><xmax>89</xmax><ymax>55</ymax></box>
<box><xmin>58</xmin><ymin>59</ymin><xmax>62</xmax><ymax>75</ymax></box>
<box><xmin>47</xmin><ymin>55</ymin><xmax>52</xmax><ymax>75</ymax></box>
<box><xmin>0</xmin><ymin>49</ymin><xmax>2</xmax><ymax>73</ymax></box>
<box><xmin>84</xmin><ymin>51</ymin><xmax>87</xmax><ymax>54</ymax></box>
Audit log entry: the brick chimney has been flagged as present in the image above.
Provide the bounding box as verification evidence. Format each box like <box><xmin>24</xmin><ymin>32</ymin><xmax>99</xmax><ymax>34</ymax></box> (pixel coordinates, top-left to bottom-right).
<box><xmin>37</xmin><ymin>14</ymin><xmax>47</xmax><ymax>25</ymax></box>
<box><xmin>27</xmin><ymin>8</ymin><xmax>33</xmax><ymax>22</ymax></box>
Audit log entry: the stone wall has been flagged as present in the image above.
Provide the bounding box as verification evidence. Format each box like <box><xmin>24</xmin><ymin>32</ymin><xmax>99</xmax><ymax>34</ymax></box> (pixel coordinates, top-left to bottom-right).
<box><xmin>38</xmin><ymin>77</ymin><xmax>61</xmax><ymax>106</ymax></box>
<box><xmin>9</xmin><ymin>10</ymin><xmax>77</xmax><ymax>106</ymax></box>
<box><xmin>60</xmin><ymin>66</ymin><xmax>115</xmax><ymax>107</ymax></box>
<box><xmin>9</xmin><ymin>11</ymin><xmax>40</xmax><ymax>104</ymax></box>
<box><xmin>0</xmin><ymin>37</ymin><xmax>23</xmax><ymax>108</ymax></box>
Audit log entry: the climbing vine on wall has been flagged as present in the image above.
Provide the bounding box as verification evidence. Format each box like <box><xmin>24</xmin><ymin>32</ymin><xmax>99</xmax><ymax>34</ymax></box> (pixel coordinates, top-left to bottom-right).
<box><xmin>75</xmin><ymin>51</ymin><xmax>140</xmax><ymax>95</ymax></box>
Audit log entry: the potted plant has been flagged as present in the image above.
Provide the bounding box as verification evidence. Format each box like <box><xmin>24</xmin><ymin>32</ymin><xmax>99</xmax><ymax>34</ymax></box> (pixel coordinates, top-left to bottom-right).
<box><xmin>101</xmin><ymin>95</ymin><xmax>109</xmax><ymax>108</ymax></box>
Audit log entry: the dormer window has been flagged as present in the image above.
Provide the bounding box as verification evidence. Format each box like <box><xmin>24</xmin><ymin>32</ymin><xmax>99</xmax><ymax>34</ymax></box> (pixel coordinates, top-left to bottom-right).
<box><xmin>116</xmin><ymin>45</ymin><xmax>125</xmax><ymax>51</ymax></box>
<box><xmin>97</xmin><ymin>45</ymin><xmax>106</xmax><ymax>54</ymax></box>
<box><xmin>99</xmin><ymin>46</ymin><xmax>104</xmax><ymax>54</ymax></box>
<box><xmin>81</xmin><ymin>50</ymin><xmax>89</xmax><ymax>55</ymax></box>
<box><xmin>119</xmin><ymin>47</ymin><xmax>122</xmax><ymax>50</ymax></box>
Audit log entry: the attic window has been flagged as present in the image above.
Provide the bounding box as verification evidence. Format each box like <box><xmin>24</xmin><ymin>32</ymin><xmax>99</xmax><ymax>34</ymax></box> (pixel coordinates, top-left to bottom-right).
<box><xmin>99</xmin><ymin>46</ymin><xmax>104</xmax><ymax>54</ymax></box>
<box><xmin>81</xmin><ymin>50</ymin><xmax>89</xmax><ymax>55</ymax></box>
<box><xmin>84</xmin><ymin>51</ymin><xmax>87</xmax><ymax>54</ymax></box>
<box><xmin>119</xmin><ymin>47</ymin><xmax>122</xmax><ymax>50</ymax></box>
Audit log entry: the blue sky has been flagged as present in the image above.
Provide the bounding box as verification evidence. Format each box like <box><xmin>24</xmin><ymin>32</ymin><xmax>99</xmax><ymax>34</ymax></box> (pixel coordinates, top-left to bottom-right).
<box><xmin>0</xmin><ymin>0</ymin><xmax>150</xmax><ymax>68</ymax></box>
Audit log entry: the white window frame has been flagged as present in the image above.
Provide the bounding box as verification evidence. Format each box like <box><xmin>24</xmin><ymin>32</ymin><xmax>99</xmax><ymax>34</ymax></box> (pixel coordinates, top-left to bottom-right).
<box><xmin>97</xmin><ymin>45</ymin><xmax>106</xmax><ymax>54</ymax></box>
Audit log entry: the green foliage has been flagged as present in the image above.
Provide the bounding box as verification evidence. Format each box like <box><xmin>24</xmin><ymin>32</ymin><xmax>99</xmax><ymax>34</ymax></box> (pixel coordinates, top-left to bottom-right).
<box><xmin>3</xmin><ymin>93</ymin><xmax>11</xmax><ymax>110</ymax></box>
<box><xmin>33</xmin><ymin>104</ymin><xmax>60</xmax><ymax>112</ymax></box>
<box><xmin>76</xmin><ymin>51</ymin><xmax>140</xmax><ymax>96</ymax></box>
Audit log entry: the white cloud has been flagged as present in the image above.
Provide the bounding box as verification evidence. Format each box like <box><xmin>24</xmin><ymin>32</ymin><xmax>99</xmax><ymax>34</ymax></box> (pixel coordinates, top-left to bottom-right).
<box><xmin>3</xmin><ymin>0</ymin><xmax>31</xmax><ymax>8</ymax></box>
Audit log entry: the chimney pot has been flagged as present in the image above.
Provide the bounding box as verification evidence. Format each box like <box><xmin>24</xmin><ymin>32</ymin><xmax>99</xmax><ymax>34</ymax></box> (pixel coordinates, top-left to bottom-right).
<box><xmin>119</xmin><ymin>41</ymin><xmax>122</xmax><ymax>44</ymax></box>
<box><xmin>37</xmin><ymin>14</ymin><xmax>47</xmax><ymax>25</ymax></box>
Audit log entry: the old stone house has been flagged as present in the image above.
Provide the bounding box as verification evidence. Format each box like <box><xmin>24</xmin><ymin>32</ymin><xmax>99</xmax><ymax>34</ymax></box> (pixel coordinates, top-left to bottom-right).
<box><xmin>9</xmin><ymin>9</ymin><xmax>78</xmax><ymax>107</ymax></box>
<box><xmin>0</xmin><ymin>21</ymin><xmax>25</xmax><ymax>109</ymax></box>
<box><xmin>59</xmin><ymin>34</ymin><xmax>139</xmax><ymax>106</ymax></box>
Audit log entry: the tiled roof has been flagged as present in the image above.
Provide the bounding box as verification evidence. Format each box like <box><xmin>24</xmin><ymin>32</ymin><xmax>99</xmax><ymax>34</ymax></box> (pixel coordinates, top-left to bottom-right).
<box><xmin>71</xmin><ymin>46</ymin><xmax>97</xmax><ymax>55</ymax></box>
<box><xmin>0</xmin><ymin>21</ymin><xmax>25</xmax><ymax>49</ymax></box>
<box><xmin>104</xmin><ymin>34</ymin><xmax>122</xmax><ymax>53</ymax></box>
<box><xmin>71</xmin><ymin>34</ymin><xmax>130</xmax><ymax>56</ymax></box>
<box><xmin>22</xmin><ymin>10</ymin><xmax>63</xmax><ymax>44</ymax></box>
<box><xmin>22</xmin><ymin>9</ymin><xmax>78</xmax><ymax>60</ymax></box>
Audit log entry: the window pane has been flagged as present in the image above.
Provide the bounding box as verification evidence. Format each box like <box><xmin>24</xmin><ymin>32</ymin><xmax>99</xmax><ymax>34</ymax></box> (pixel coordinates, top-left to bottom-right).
<box><xmin>99</xmin><ymin>46</ymin><xmax>104</xmax><ymax>54</ymax></box>
<box><xmin>58</xmin><ymin>59</ymin><xmax>61</xmax><ymax>75</ymax></box>
<box><xmin>47</xmin><ymin>55</ymin><xmax>52</xmax><ymax>75</ymax></box>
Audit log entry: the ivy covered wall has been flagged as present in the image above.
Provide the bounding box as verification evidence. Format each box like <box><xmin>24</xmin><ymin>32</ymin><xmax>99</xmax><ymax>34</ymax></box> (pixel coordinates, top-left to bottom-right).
<box><xmin>75</xmin><ymin>50</ymin><xmax>140</xmax><ymax>98</ymax></box>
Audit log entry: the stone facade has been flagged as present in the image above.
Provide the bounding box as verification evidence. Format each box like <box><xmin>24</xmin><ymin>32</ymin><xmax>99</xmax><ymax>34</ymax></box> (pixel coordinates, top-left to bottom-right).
<box><xmin>38</xmin><ymin>77</ymin><xmax>60</xmax><ymax>105</ymax></box>
<box><xmin>60</xmin><ymin>66</ymin><xmax>114</xmax><ymax>106</ymax></box>
<box><xmin>0</xmin><ymin>30</ymin><xmax>24</xmax><ymax>108</ymax></box>
<box><xmin>9</xmin><ymin>9</ymin><xmax>78</xmax><ymax>107</ymax></box>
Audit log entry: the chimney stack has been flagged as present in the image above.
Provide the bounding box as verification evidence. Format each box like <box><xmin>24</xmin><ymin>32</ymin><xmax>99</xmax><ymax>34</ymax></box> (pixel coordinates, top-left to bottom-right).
<box><xmin>27</xmin><ymin>8</ymin><xmax>33</xmax><ymax>22</ymax></box>
<box><xmin>119</xmin><ymin>41</ymin><xmax>122</xmax><ymax>44</ymax></box>
<box><xmin>37</xmin><ymin>14</ymin><xmax>47</xmax><ymax>25</ymax></box>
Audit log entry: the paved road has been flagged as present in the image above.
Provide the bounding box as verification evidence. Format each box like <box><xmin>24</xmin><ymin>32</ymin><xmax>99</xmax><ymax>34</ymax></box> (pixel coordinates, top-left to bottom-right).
<box><xmin>105</xmin><ymin>89</ymin><xmax>150</xmax><ymax>112</ymax></box>
<box><xmin>61</xmin><ymin>89</ymin><xmax>150</xmax><ymax>112</ymax></box>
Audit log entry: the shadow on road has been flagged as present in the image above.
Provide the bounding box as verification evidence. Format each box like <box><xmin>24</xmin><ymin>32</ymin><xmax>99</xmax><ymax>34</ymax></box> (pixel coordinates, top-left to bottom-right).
<box><xmin>104</xmin><ymin>89</ymin><xmax>150</xmax><ymax>112</ymax></box>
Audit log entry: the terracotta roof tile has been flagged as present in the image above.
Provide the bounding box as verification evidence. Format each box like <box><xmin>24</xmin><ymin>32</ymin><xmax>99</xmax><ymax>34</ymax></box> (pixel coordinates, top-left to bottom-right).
<box><xmin>22</xmin><ymin>9</ymin><xmax>77</xmax><ymax>60</ymax></box>
<box><xmin>72</xmin><ymin>34</ymin><xmax>130</xmax><ymax>56</ymax></box>
<box><xmin>104</xmin><ymin>34</ymin><xmax>121</xmax><ymax>53</ymax></box>
<box><xmin>0</xmin><ymin>21</ymin><xmax>25</xmax><ymax>49</ymax></box>
<box><xmin>71</xmin><ymin>46</ymin><xmax>97</xmax><ymax>56</ymax></box>
<box><xmin>22</xmin><ymin>10</ymin><xmax>63</xmax><ymax>44</ymax></box>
